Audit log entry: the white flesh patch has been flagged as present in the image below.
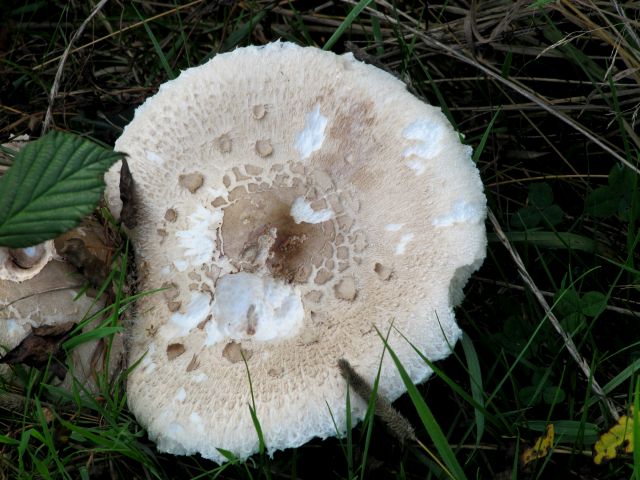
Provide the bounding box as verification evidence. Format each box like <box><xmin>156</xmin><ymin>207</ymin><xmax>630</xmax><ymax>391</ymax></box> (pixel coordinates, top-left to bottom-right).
<box><xmin>207</xmin><ymin>272</ymin><xmax>304</xmax><ymax>343</ymax></box>
<box><xmin>402</xmin><ymin>119</ymin><xmax>445</xmax><ymax>159</ymax></box>
<box><xmin>175</xmin><ymin>205</ymin><xmax>222</xmax><ymax>266</ymax></box>
<box><xmin>395</xmin><ymin>233</ymin><xmax>414</xmax><ymax>255</ymax></box>
<box><xmin>385</xmin><ymin>223</ymin><xmax>404</xmax><ymax>232</ymax></box>
<box><xmin>167</xmin><ymin>292</ymin><xmax>211</xmax><ymax>338</ymax></box>
<box><xmin>432</xmin><ymin>200</ymin><xmax>485</xmax><ymax>227</ymax></box>
<box><xmin>145</xmin><ymin>150</ymin><xmax>164</xmax><ymax>165</ymax></box>
<box><xmin>295</xmin><ymin>104</ymin><xmax>328</xmax><ymax>160</ymax></box>
<box><xmin>175</xmin><ymin>387</ymin><xmax>187</xmax><ymax>402</ymax></box>
<box><xmin>290</xmin><ymin>196</ymin><xmax>334</xmax><ymax>224</ymax></box>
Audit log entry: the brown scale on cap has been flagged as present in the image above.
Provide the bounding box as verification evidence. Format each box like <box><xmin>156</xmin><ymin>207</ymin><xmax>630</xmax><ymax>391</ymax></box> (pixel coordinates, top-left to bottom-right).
<box><xmin>255</xmin><ymin>140</ymin><xmax>273</xmax><ymax>157</ymax></box>
<box><xmin>216</xmin><ymin>134</ymin><xmax>232</xmax><ymax>153</ymax></box>
<box><xmin>252</xmin><ymin>105</ymin><xmax>266</xmax><ymax>120</ymax></box>
<box><xmin>179</xmin><ymin>173</ymin><xmax>204</xmax><ymax>193</ymax></box>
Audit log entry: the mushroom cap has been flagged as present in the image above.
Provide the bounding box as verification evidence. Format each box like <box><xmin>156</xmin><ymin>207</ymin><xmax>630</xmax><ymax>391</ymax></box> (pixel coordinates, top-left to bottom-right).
<box><xmin>105</xmin><ymin>42</ymin><xmax>486</xmax><ymax>462</ymax></box>
<box><xmin>0</xmin><ymin>258</ymin><xmax>123</xmax><ymax>391</ymax></box>
<box><xmin>0</xmin><ymin>241</ymin><xmax>56</xmax><ymax>282</ymax></box>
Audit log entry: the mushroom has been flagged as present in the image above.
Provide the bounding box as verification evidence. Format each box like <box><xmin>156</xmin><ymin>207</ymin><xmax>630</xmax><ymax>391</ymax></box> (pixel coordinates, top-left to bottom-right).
<box><xmin>0</xmin><ymin>241</ymin><xmax>56</xmax><ymax>282</ymax></box>
<box><xmin>0</xmin><ymin>136</ymin><xmax>124</xmax><ymax>392</ymax></box>
<box><xmin>104</xmin><ymin>42</ymin><xmax>486</xmax><ymax>462</ymax></box>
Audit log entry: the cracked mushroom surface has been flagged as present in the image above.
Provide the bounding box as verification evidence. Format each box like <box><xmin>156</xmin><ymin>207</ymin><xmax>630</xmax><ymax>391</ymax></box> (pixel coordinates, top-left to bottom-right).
<box><xmin>105</xmin><ymin>42</ymin><xmax>486</xmax><ymax>462</ymax></box>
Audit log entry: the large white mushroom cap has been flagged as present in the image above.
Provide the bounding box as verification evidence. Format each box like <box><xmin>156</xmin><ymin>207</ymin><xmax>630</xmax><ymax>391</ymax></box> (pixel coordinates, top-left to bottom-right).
<box><xmin>105</xmin><ymin>42</ymin><xmax>486</xmax><ymax>463</ymax></box>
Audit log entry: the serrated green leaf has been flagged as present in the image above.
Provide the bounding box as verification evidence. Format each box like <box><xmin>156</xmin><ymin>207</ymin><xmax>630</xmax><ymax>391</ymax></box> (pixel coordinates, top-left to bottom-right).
<box><xmin>0</xmin><ymin>131</ymin><xmax>122</xmax><ymax>248</ymax></box>
<box><xmin>529</xmin><ymin>182</ymin><xmax>553</xmax><ymax>209</ymax></box>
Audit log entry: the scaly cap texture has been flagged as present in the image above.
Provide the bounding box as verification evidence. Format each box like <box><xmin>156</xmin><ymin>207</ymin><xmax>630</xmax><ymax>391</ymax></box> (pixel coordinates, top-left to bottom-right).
<box><xmin>105</xmin><ymin>42</ymin><xmax>487</xmax><ymax>463</ymax></box>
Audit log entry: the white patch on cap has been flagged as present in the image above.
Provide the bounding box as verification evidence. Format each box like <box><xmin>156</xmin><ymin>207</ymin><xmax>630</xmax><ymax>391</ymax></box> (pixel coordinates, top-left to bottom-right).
<box><xmin>5</xmin><ymin>319</ymin><xmax>27</xmax><ymax>340</ymax></box>
<box><xmin>175</xmin><ymin>387</ymin><xmax>187</xmax><ymax>402</ymax></box>
<box><xmin>402</xmin><ymin>119</ymin><xmax>445</xmax><ymax>159</ymax></box>
<box><xmin>295</xmin><ymin>104</ymin><xmax>327</xmax><ymax>160</ymax></box>
<box><xmin>167</xmin><ymin>292</ymin><xmax>211</xmax><ymax>338</ymax></box>
<box><xmin>290</xmin><ymin>197</ymin><xmax>334</xmax><ymax>224</ymax></box>
<box><xmin>165</xmin><ymin>421</ymin><xmax>185</xmax><ymax>438</ymax></box>
<box><xmin>206</xmin><ymin>272</ymin><xmax>303</xmax><ymax>344</ymax></box>
<box><xmin>405</xmin><ymin>158</ymin><xmax>426</xmax><ymax>176</ymax></box>
<box><xmin>385</xmin><ymin>223</ymin><xmax>404</xmax><ymax>232</ymax></box>
<box><xmin>176</xmin><ymin>205</ymin><xmax>222</xmax><ymax>266</ymax></box>
<box><xmin>160</xmin><ymin>265</ymin><xmax>171</xmax><ymax>275</ymax></box>
<box><xmin>173</xmin><ymin>260</ymin><xmax>188</xmax><ymax>272</ymax></box>
<box><xmin>145</xmin><ymin>150</ymin><xmax>164</xmax><ymax>165</ymax></box>
<box><xmin>192</xmin><ymin>372</ymin><xmax>208</xmax><ymax>383</ymax></box>
<box><xmin>432</xmin><ymin>200</ymin><xmax>485</xmax><ymax>227</ymax></box>
<box><xmin>395</xmin><ymin>233</ymin><xmax>414</xmax><ymax>255</ymax></box>
<box><xmin>189</xmin><ymin>412</ymin><xmax>204</xmax><ymax>433</ymax></box>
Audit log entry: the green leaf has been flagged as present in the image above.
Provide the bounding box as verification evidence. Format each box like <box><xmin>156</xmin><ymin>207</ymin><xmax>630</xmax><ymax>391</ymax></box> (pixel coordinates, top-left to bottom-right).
<box><xmin>0</xmin><ymin>132</ymin><xmax>122</xmax><ymax>248</ymax></box>
<box><xmin>461</xmin><ymin>334</ymin><xmax>485</xmax><ymax>445</ymax></box>
<box><xmin>542</xmin><ymin>386</ymin><xmax>566</xmax><ymax>404</ymax></box>
<box><xmin>376</xmin><ymin>329</ymin><xmax>467</xmax><ymax>480</ymax></box>
<box><xmin>542</xmin><ymin>205</ymin><xmax>564</xmax><ymax>226</ymax></box>
<box><xmin>560</xmin><ymin>312</ymin><xmax>585</xmax><ymax>334</ymax></box>
<box><xmin>511</xmin><ymin>206</ymin><xmax>541</xmax><ymax>229</ymax></box>
<box><xmin>526</xmin><ymin>420</ymin><xmax>599</xmax><ymax>445</ymax></box>
<box><xmin>580</xmin><ymin>291</ymin><xmax>607</xmax><ymax>317</ymax></box>
<box><xmin>585</xmin><ymin>186</ymin><xmax>619</xmax><ymax>218</ymax></box>
<box><xmin>323</xmin><ymin>0</ymin><xmax>374</xmax><ymax>51</ymax></box>
<box><xmin>554</xmin><ymin>288</ymin><xmax>581</xmax><ymax>317</ymax></box>
<box><xmin>528</xmin><ymin>183</ymin><xmax>553</xmax><ymax>209</ymax></box>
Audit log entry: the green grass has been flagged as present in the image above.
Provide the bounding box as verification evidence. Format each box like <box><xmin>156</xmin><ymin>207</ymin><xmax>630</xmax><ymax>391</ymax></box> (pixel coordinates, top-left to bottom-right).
<box><xmin>1</xmin><ymin>0</ymin><xmax>639</xmax><ymax>478</ymax></box>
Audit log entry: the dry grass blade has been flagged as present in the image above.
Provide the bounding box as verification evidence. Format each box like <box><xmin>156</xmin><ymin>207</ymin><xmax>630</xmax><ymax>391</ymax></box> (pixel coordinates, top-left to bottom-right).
<box><xmin>41</xmin><ymin>0</ymin><xmax>109</xmax><ymax>133</ymax></box>
<box><xmin>354</xmin><ymin>0</ymin><xmax>640</xmax><ymax>174</ymax></box>
<box><xmin>488</xmin><ymin>209</ymin><xmax>619</xmax><ymax>421</ymax></box>
<box><xmin>33</xmin><ymin>0</ymin><xmax>206</xmax><ymax>72</ymax></box>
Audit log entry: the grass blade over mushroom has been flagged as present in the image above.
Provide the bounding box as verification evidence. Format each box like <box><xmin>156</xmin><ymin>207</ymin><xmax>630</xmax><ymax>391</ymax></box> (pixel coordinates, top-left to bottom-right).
<box><xmin>0</xmin><ymin>131</ymin><xmax>123</xmax><ymax>248</ymax></box>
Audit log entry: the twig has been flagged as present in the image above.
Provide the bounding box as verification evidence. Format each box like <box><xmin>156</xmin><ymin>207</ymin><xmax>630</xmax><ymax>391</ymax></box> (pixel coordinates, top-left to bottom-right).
<box><xmin>41</xmin><ymin>0</ymin><xmax>110</xmax><ymax>134</ymax></box>
<box><xmin>487</xmin><ymin>209</ymin><xmax>619</xmax><ymax>421</ymax></box>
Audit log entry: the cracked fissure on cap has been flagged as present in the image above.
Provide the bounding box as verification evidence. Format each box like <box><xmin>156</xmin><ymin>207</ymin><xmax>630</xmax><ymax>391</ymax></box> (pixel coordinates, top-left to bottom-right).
<box><xmin>104</xmin><ymin>42</ymin><xmax>487</xmax><ymax>463</ymax></box>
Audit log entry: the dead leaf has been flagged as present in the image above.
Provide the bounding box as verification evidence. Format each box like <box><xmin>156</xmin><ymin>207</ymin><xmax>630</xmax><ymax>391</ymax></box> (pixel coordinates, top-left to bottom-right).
<box><xmin>60</xmin><ymin>238</ymin><xmax>108</xmax><ymax>288</ymax></box>
<box><xmin>119</xmin><ymin>156</ymin><xmax>137</xmax><ymax>228</ymax></box>
<box><xmin>521</xmin><ymin>424</ymin><xmax>554</xmax><ymax>466</ymax></box>
<box><xmin>0</xmin><ymin>322</ymin><xmax>76</xmax><ymax>380</ymax></box>
<box><xmin>594</xmin><ymin>409</ymin><xmax>635</xmax><ymax>465</ymax></box>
